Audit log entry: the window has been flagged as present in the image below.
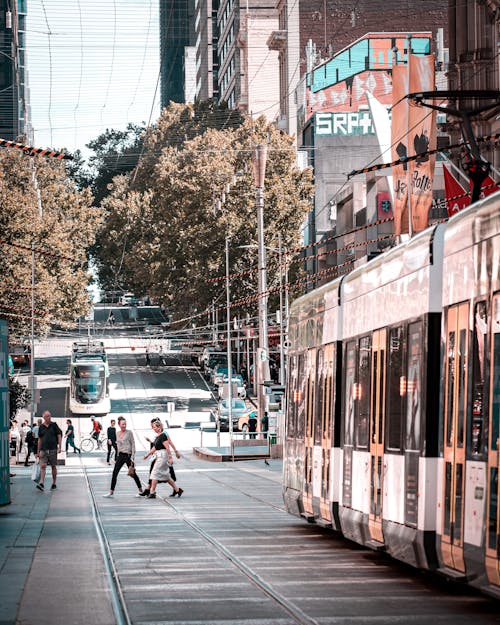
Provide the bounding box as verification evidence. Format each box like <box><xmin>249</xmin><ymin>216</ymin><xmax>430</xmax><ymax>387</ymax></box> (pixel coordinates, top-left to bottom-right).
<box><xmin>405</xmin><ymin>322</ymin><xmax>423</xmax><ymax>451</ymax></box>
<box><xmin>386</xmin><ymin>326</ymin><xmax>405</xmax><ymax>451</ymax></box>
<box><xmin>470</xmin><ymin>301</ymin><xmax>488</xmax><ymax>457</ymax></box>
<box><xmin>356</xmin><ymin>336</ymin><xmax>371</xmax><ymax>449</ymax></box>
<box><xmin>343</xmin><ymin>341</ymin><xmax>356</xmax><ymax>446</ymax></box>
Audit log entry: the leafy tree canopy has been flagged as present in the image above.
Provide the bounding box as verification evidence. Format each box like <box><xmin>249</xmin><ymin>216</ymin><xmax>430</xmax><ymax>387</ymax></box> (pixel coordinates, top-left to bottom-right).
<box><xmin>92</xmin><ymin>102</ymin><xmax>313</xmax><ymax>324</ymax></box>
<box><xmin>0</xmin><ymin>150</ymin><xmax>102</xmax><ymax>339</ymax></box>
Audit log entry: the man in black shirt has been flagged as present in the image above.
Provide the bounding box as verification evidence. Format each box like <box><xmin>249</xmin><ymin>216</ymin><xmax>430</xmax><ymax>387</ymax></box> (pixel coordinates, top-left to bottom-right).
<box><xmin>106</xmin><ymin>419</ymin><xmax>118</xmax><ymax>465</ymax></box>
<box><xmin>36</xmin><ymin>410</ymin><xmax>62</xmax><ymax>491</ymax></box>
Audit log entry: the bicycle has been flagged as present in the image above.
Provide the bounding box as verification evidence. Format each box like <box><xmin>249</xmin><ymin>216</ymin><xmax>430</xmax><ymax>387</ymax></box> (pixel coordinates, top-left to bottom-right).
<box><xmin>80</xmin><ymin>433</ymin><xmax>108</xmax><ymax>452</ymax></box>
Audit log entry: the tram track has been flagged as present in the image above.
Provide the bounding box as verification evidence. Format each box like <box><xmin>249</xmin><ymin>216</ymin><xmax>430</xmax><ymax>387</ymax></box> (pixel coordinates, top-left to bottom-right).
<box><xmin>87</xmin><ymin>342</ymin><xmax>314</xmax><ymax>623</ymax></box>
<box><xmin>85</xmin><ymin>460</ymin><xmax>320</xmax><ymax>625</ymax></box>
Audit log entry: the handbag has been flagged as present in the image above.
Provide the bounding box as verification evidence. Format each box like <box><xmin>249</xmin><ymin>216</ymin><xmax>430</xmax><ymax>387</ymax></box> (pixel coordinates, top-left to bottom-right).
<box><xmin>127</xmin><ymin>463</ymin><xmax>136</xmax><ymax>477</ymax></box>
<box><xmin>31</xmin><ymin>459</ymin><xmax>40</xmax><ymax>483</ymax></box>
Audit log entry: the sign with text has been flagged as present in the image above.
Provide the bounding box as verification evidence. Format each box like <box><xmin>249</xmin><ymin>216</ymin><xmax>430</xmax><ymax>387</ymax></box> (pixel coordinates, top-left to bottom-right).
<box><xmin>315</xmin><ymin>111</ymin><xmax>374</xmax><ymax>136</ymax></box>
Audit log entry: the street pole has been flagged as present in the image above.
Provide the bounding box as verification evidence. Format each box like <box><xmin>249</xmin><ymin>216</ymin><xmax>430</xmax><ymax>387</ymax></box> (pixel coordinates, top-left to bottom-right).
<box><xmin>278</xmin><ymin>233</ymin><xmax>285</xmax><ymax>387</ymax></box>
<box><xmin>30</xmin><ymin>242</ymin><xmax>35</xmax><ymax>426</ymax></box>
<box><xmin>252</xmin><ymin>143</ymin><xmax>270</xmax><ymax>424</ymax></box>
<box><xmin>225</xmin><ymin>237</ymin><xmax>233</xmax><ymax>456</ymax></box>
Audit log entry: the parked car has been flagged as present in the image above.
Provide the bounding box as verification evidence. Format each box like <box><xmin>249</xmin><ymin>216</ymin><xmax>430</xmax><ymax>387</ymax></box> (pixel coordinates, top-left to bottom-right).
<box><xmin>211</xmin><ymin>364</ymin><xmax>229</xmax><ymax>386</ymax></box>
<box><xmin>217</xmin><ymin>398</ymin><xmax>249</xmax><ymax>431</ymax></box>
<box><xmin>218</xmin><ymin>374</ymin><xmax>246</xmax><ymax>399</ymax></box>
<box><xmin>205</xmin><ymin>353</ymin><xmax>228</xmax><ymax>379</ymax></box>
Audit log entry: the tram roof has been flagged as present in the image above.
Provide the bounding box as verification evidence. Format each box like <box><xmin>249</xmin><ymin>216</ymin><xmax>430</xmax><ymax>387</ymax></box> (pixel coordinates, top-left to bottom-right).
<box><xmin>444</xmin><ymin>190</ymin><xmax>500</xmax><ymax>256</ymax></box>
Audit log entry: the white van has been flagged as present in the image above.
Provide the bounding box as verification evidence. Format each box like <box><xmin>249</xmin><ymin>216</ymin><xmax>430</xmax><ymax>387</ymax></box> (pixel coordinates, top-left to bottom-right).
<box><xmin>119</xmin><ymin>292</ymin><xmax>136</xmax><ymax>306</ymax></box>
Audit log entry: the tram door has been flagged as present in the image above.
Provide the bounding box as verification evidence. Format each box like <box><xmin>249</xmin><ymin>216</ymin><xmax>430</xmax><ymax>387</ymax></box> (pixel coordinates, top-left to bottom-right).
<box><xmin>442</xmin><ymin>303</ymin><xmax>468</xmax><ymax>572</ymax></box>
<box><xmin>303</xmin><ymin>349</ymin><xmax>316</xmax><ymax>517</ymax></box>
<box><xmin>486</xmin><ymin>294</ymin><xmax>500</xmax><ymax>586</ymax></box>
<box><xmin>369</xmin><ymin>329</ymin><xmax>386</xmax><ymax>543</ymax></box>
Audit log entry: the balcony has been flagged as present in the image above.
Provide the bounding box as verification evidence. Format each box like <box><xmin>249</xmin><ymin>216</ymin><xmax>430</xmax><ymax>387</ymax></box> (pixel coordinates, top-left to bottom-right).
<box><xmin>267</xmin><ymin>30</ymin><xmax>287</xmax><ymax>52</ymax></box>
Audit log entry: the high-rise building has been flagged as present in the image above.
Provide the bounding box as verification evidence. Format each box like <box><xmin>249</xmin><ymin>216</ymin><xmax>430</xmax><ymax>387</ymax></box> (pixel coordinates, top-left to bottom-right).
<box><xmin>194</xmin><ymin>0</ymin><xmax>219</xmax><ymax>102</ymax></box>
<box><xmin>0</xmin><ymin>0</ymin><xmax>30</xmax><ymax>141</ymax></box>
<box><xmin>217</xmin><ymin>0</ymin><xmax>279</xmax><ymax>118</ymax></box>
<box><xmin>160</xmin><ymin>0</ymin><xmax>196</xmax><ymax>107</ymax></box>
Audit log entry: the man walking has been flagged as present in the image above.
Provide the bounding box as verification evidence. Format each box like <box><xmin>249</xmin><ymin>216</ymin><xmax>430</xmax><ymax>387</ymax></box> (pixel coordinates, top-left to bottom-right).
<box><xmin>36</xmin><ymin>410</ymin><xmax>62</xmax><ymax>491</ymax></box>
<box><xmin>106</xmin><ymin>419</ymin><xmax>118</xmax><ymax>465</ymax></box>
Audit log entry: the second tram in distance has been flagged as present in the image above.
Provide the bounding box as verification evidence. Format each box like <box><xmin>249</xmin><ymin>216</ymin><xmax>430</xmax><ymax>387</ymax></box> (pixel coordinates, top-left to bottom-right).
<box><xmin>284</xmin><ymin>190</ymin><xmax>500</xmax><ymax>599</ymax></box>
<box><xmin>69</xmin><ymin>340</ymin><xmax>111</xmax><ymax>416</ymax></box>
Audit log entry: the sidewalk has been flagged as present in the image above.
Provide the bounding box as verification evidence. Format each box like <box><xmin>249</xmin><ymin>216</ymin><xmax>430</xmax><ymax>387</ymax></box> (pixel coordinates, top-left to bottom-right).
<box><xmin>0</xmin><ymin>465</ymin><xmax>114</xmax><ymax>625</ymax></box>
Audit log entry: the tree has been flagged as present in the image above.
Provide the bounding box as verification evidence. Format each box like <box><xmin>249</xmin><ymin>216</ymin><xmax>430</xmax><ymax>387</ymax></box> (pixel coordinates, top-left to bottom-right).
<box><xmin>86</xmin><ymin>123</ymin><xmax>145</xmax><ymax>206</ymax></box>
<box><xmin>9</xmin><ymin>376</ymin><xmax>30</xmax><ymax>419</ymax></box>
<box><xmin>0</xmin><ymin>150</ymin><xmax>102</xmax><ymax>339</ymax></box>
<box><xmin>93</xmin><ymin>104</ymin><xmax>313</xmax><ymax>322</ymax></box>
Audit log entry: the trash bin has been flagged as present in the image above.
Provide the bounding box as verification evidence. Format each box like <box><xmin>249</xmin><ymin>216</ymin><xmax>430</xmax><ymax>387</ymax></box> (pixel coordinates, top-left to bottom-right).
<box><xmin>269</xmin><ymin>433</ymin><xmax>277</xmax><ymax>445</ymax></box>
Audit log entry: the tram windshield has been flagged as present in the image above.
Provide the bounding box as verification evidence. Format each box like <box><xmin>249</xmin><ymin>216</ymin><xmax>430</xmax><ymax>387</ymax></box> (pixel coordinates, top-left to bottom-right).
<box><xmin>73</xmin><ymin>364</ymin><xmax>106</xmax><ymax>403</ymax></box>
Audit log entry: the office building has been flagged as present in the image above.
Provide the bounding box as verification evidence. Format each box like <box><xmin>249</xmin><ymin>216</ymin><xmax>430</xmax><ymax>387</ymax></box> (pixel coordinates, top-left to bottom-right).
<box><xmin>160</xmin><ymin>0</ymin><xmax>196</xmax><ymax>106</ymax></box>
<box><xmin>0</xmin><ymin>0</ymin><xmax>30</xmax><ymax>141</ymax></box>
<box><xmin>194</xmin><ymin>0</ymin><xmax>219</xmax><ymax>102</ymax></box>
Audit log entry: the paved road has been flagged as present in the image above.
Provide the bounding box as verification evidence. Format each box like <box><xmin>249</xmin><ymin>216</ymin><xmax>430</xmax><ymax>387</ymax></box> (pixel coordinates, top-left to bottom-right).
<box><xmin>5</xmin><ymin>454</ymin><xmax>500</xmax><ymax>625</ymax></box>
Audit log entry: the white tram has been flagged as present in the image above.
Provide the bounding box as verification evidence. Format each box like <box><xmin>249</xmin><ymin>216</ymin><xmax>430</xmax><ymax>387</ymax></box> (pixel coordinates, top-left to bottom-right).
<box><xmin>69</xmin><ymin>341</ymin><xmax>111</xmax><ymax>416</ymax></box>
<box><xmin>284</xmin><ymin>190</ymin><xmax>500</xmax><ymax>598</ymax></box>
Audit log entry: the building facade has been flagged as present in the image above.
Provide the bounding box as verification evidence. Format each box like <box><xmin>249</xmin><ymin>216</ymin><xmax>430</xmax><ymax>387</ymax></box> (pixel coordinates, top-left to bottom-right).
<box><xmin>0</xmin><ymin>0</ymin><xmax>30</xmax><ymax>141</ymax></box>
<box><xmin>447</xmin><ymin>0</ymin><xmax>499</xmax><ymax>172</ymax></box>
<box><xmin>160</xmin><ymin>0</ymin><xmax>196</xmax><ymax>107</ymax></box>
<box><xmin>216</xmin><ymin>0</ymin><xmax>279</xmax><ymax>119</ymax></box>
<box><xmin>194</xmin><ymin>0</ymin><xmax>219</xmax><ymax>102</ymax></box>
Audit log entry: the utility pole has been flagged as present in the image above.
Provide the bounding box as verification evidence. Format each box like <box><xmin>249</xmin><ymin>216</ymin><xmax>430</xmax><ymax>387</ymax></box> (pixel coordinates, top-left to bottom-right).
<box><xmin>278</xmin><ymin>233</ymin><xmax>285</xmax><ymax>387</ymax></box>
<box><xmin>225</xmin><ymin>237</ymin><xmax>233</xmax><ymax>455</ymax></box>
<box><xmin>252</xmin><ymin>144</ymin><xmax>270</xmax><ymax>423</ymax></box>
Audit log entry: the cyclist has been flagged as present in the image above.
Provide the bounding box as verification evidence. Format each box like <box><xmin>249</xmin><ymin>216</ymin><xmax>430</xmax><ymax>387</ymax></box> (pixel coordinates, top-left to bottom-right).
<box><xmin>90</xmin><ymin>416</ymin><xmax>103</xmax><ymax>443</ymax></box>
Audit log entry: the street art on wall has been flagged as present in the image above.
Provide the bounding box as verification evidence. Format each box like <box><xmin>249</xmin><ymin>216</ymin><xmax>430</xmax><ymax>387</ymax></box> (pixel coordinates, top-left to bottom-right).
<box><xmin>306</xmin><ymin>33</ymin><xmax>432</xmax><ymax>122</ymax></box>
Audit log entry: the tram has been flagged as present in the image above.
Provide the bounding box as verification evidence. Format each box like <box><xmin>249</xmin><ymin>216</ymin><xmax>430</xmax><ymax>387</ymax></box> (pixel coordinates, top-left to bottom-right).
<box><xmin>284</xmin><ymin>190</ymin><xmax>500</xmax><ymax>598</ymax></box>
<box><xmin>69</xmin><ymin>341</ymin><xmax>111</xmax><ymax>416</ymax></box>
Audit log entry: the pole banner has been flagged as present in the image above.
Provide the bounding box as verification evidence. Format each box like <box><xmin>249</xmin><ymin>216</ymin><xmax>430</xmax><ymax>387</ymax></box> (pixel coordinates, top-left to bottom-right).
<box><xmin>408</xmin><ymin>54</ymin><xmax>436</xmax><ymax>232</ymax></box>
<box><xmin>391</xmin><ymin>64</ymin><xmax>409</xmax><ymax>235</ymax></box>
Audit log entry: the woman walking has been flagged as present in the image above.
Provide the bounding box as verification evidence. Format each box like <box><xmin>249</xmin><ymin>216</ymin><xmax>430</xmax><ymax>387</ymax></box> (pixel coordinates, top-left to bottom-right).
<box><xmin>142</xmin><ymin>418</ymin><xmax>183</xmax><ymax>499</ymax></box>
<box><xmin>64</xmin><ymin>419</ymin><xmax>81</xmax><ymax>454</ymax></box>
<box><xmin>103</xmin><ymin>417</ymin><xmax>144</xmax><ymax>498</ymax></box>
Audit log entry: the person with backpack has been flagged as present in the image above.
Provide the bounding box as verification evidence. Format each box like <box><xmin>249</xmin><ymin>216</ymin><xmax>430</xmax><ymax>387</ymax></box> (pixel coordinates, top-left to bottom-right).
<box><xmin>24</xmin><ymin>427</ymin><xmax>37</xmax><ymax>466</ymax></box>
<box><xmin>248</xmin><ymin>411</ymin><xmax>258</xmax><ymax>440</ymax></box>
<box><xmin>90</xmin><ymin>416</ymin><xmax>102</xmax><ymax>442</ymax></box>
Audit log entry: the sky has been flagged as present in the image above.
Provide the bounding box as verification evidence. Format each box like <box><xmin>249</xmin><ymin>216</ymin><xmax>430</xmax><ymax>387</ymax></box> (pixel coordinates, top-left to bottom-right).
<box><xmin>26</xmin><ymin>0</ymin><xmax>161</xmax><ymax>158</ymax></box>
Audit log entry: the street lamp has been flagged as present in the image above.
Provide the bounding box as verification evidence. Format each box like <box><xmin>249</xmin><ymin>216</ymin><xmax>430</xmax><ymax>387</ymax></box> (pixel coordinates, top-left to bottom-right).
<box><xmin>225</xmin><ymin>237</ymin><xmax>234</xmax><ymax>455</ymax></box>
<box><xmin>251</xmin><ymin>144</ymin><xmax>270</xmax><ymax>424</ymax></box>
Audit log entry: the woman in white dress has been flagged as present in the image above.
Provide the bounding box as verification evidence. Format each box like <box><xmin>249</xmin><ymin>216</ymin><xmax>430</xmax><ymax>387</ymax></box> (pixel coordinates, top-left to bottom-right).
<box><xmin>143</xmin><ymin>419</ymin><xmax>183</xmax><ymax>499</ymax></box>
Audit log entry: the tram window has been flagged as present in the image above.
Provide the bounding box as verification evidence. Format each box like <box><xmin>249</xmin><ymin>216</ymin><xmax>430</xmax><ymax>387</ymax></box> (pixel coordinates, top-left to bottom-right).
<box><xmin>344</xmin><ymin>341</ymin><xmax>356</xmax><ymax>446</ymax></box>
<box><xmin>405</xmin><ymin>322</ymin><xmax>422</xmax><ymax>451</ymax></box>
<box><xmin>446</xmin><ymin>329</ymin><xmax>456</xmax><ymax>447</ymax></box>
<box><xmin>315</xmin><ymin>349</ymin><xmax>324</xmax><ymax>445</ymax></box>
<box><xmin>386</xmin><ymin>326</ymin><xmax>405</xmax><ymax>452</ymax></box>
<box><xmin>296</xmin><ymin>353</ymin><xmax>306</xmax><ymax>439</ymax></box>
<box><xmin>488</xmin><ymin>467</ymin><xmax>498</xmax><ymax>551</ymax></box>
<box><xmin>491</xmin><ymin>332</ymin><xmax>500</xmax><ymax>452</ymax></box>
<box><xmin>356</xmin><ymin>336</ymin><xmax>371</xmax><ymax>449</ymax></box>
<box><xmin>325</xmin><ymin>344</ymin><xmax>336</xmax><ymax>440</ymax></box>
<box><xmin>457</xmin><ymin>329</ymin><xmax>466</xmax><ymax>448</ymax></box>
<box><xmin>306</xmin><ymin>351</ymin><xmax>315</xmax><ymax>440</ymax></box>
<box><xmin>470</xmin><ymin>302</ymin><xmax>487</xmax><ymax>457</ymax></box>
<box><xmin>286</xmin><ymin>355</ymin><xmax>297</xmax><ymax>438</ymax></box>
